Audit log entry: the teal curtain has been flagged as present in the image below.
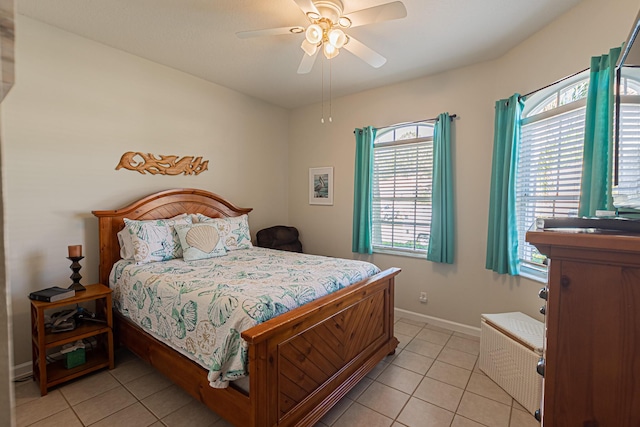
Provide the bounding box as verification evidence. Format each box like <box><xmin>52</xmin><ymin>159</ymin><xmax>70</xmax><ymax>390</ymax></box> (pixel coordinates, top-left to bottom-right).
<box><xmin>352</xmin><ymin>126</ymin><xmax>377</xmax><ymax>254</ymax></box>
<box><xmin>427</xmin><ymin>113</ymin><xmax>455</xmax><ymax>264</ymax></box>
<box><xmin>579</xmin><ymin>46</ymin><xmax>621</xmax><ymax>216</ymax></box>
<box><xmin>485</xmin><ymin>94</ymin><xmax>524</xmax><ymax>275</ymax></box>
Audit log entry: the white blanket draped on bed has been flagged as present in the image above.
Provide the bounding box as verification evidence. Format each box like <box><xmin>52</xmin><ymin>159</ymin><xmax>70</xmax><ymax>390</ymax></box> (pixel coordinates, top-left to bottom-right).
<box><xmin>109</xmin><ymin>247</ymin><xmax>380</xmax><ymax>388</ymax></box>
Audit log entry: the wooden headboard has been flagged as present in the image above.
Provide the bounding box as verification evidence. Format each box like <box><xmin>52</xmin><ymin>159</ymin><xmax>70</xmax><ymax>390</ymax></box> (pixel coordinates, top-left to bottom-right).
<box><xmin>92</xmin><ymin>188</ymin><xmax>252</xmax><ymax>285</ymax></box>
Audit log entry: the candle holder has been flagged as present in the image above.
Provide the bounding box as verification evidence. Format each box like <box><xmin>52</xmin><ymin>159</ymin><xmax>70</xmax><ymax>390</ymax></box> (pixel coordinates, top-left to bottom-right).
<box><xmin>67</xmin><ymin>256</ymin><xmax>86</xmax><ymax>292</ymax></box>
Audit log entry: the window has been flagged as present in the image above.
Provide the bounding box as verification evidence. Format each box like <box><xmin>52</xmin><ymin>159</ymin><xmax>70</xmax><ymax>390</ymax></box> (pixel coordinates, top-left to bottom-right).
<box><xmin>516</xmin><ymin>73</ymin><xmax>589</xmax><ymax>279</ymax></box>
<box><xmin>372</xmin><ymin>123</ymin><xmax>434</xmax><ymax>256</ymax></box>
<box><xmin>516</xmin><ymin>71</ymin><xmax>640</xmax><ymax>279</ymax></box>
<box><xmin>613</xmin><ymin>70</ymin><xmax>640</xmax><ymax>210</ymax></box>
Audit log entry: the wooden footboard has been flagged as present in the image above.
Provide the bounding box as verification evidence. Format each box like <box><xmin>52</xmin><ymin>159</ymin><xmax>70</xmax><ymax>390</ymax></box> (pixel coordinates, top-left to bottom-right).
<box><xmin>244</xmin><ymin>267</ymin><xmax>400</xmax><ymax>427</ymax></box>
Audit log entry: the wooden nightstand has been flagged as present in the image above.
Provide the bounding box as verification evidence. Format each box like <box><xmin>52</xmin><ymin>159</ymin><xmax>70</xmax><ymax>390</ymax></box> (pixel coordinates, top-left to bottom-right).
<box><xmin>30</xmin><ymin>283</ymin><xmax>114</xmax><ymax>395</ymax></box>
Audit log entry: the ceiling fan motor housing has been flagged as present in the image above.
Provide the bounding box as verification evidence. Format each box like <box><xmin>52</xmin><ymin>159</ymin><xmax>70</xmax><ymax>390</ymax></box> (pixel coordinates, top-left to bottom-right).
<box><xmin>312</xmin><ymin>0</ymin><xmax>344</xmax><ymax>25</ymax></box>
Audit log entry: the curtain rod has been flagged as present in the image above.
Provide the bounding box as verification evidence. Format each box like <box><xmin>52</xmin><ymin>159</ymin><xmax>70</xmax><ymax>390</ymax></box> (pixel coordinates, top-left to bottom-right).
<box><xmin>371</xmin><ymin>114</ymin><xmax>457</xmax><ymax>130</ymax></box>
<box><xmin>519</xmin><ymin>67</ymin><xmax>589</xmax><ymax>99</ymax></box>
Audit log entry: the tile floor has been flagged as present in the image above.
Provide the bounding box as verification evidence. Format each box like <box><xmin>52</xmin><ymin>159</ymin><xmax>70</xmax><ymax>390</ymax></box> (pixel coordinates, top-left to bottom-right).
<box><xmin>13</xmin><ymin>318</ymin><xmax>540</xmax><ymax>427</ymax></box>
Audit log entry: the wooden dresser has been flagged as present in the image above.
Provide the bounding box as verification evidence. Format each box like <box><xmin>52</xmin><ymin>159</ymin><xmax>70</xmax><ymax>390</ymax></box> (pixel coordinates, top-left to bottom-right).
<box><xmin>526</xmin><ymin>230</ymin><xmax>640</xmax><ymax>426</ymax></box>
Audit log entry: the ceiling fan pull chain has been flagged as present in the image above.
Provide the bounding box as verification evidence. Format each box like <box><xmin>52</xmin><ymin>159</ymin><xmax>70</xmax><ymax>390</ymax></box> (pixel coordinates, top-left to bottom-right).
<box><xmin>321</xmin><ymin>52</ymin><xmax>325</xmax><ymax>124</ymax></box>
<box><xmin>329</xmin><ymin>57</ymin><xmax>333</xmax><ymax>123</ymax></box>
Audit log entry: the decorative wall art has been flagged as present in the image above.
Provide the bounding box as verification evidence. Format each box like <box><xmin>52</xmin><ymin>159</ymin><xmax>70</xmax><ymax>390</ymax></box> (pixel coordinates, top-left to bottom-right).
<box><xmin>309</xmin><ymin>167</ymin><xmax>334</xmax><ymax>205</ymax></box>
<box><xmin>116</xmin><ymin>152</ymin><xmax>209</xmax><ymax>176</ymax></box>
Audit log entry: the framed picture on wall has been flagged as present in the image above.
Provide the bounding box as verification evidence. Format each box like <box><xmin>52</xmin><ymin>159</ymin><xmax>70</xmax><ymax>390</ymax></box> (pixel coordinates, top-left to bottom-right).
<box><xmin>309</xmin><ymin>167</ymin><xmax>333</xmax><ymax>205</ymax></box>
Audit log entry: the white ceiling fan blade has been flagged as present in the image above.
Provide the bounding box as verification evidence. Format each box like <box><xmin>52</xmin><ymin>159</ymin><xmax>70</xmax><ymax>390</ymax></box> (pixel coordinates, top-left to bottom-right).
<box><xmin>297</xmin><ymin>50</ymin><xmax>319</xmax><ymax>74</ymax></box>
<box><xmin>236</xmin><ymin>26</ymin><xmax>302</xmax><ymax>39</ymax></box>
<box><xmin>293</xmin><ymin>0</ymin><xmax>320</xmax><ymax>17</ymax></box>
<box><xmin>344</xmin><ymin>1</ymin><xmax>407</xmax><ymax>28</ymax></box>
<box><xmin>343</xmin><ymin>36</ymin><xmax>387</xmax><ymax>68</ymax></box>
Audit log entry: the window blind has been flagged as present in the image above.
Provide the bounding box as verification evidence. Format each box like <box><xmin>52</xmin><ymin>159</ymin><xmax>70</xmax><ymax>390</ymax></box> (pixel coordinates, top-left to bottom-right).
<box><xmin>372</xmin><ymin>140</ymin><xmax>432</xmax><ymax>252</ymax></box>
<box><xmin>614</xmin><ymin>103</ymin><xmax>640</xmax><ymax>209</ymax></box>
<box><xmin>516</xmin><ymin>106</ymin><xmax>586</xmax><ymax>265</ymax></box>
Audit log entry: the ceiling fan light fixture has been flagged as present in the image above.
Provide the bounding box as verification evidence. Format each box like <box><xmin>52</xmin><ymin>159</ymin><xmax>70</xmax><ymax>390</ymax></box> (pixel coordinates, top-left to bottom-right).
<box><xmin>327</xmin><ymin>28</ymin><xmax>346</xmax><ymax>49</ymax></box>
<box><xmin>301</xmin><ymin>39</ymin><xmax>319</xmax><ymax>56</ymax></box>
<box><xmin>305</xmin><ymin>24</ymin><xmax>323</xmax><ymax>44</ymax></box>
<box><xmin>323</xmin><ymin>42</ymin><xmax>339</xmax><ymax>59</ymax></box>
<box><xmin>238</xmin><ymin>0</ymin><xmax>401</xmax><ymax>74</ymax></box>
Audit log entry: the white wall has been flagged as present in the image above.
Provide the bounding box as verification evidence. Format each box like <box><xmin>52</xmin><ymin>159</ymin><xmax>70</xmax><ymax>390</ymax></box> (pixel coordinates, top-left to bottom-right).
<box><xmin>3</xmin><ymin>16</ymin><xmax>290</xmax><ymax>367</ymax></box>
<box><xmin>288</xmin><ymin>0</ymin><xmax>639</xmax><ymax>328</ymax></box>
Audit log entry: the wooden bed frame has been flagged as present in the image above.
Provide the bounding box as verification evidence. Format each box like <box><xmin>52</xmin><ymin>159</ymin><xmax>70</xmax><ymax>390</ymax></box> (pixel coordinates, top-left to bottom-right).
<box><xmin>92</xmin><ymin>188</ymin><xmax>400</xmax><ymax>427</ymax></box>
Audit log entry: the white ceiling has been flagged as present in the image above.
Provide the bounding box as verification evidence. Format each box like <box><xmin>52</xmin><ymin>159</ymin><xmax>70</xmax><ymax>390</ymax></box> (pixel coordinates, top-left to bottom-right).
<box><xmin>18</xmin><ymin>0</ymin><xmax>583</xmax><ymax>109</ymax></box>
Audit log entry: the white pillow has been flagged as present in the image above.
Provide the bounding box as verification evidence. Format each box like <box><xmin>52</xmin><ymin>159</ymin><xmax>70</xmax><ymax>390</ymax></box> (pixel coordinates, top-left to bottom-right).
<box><xmin>195</xmin><ymin>214</ymin><xmax>253</xmax><ymax>251</ymax></box>
<box><xmin>123</xmin><ymin>214</ymin><xmax>191</xmax><ymax>264</ymax></box>
<box><xmin>118</xmin><ymin>213</ymin><xmax>188</xmax><ymax>260</ymax></box>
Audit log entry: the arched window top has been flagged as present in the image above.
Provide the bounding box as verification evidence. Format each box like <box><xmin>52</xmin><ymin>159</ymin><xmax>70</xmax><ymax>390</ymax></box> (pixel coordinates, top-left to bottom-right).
<box><xmin>523</xmin><ymin>72</ymin><xmax>589</xmax><ymax>118</ymax></box>
<box><xmin>375</xmin><ymin>123</ymin><xmax>434</xmax><ymax>144</ymax></box>
<box><xmin>619</xmin><ymin>75</ymin><xmax>640</xmax><ymax>95</ymax></box>
<box><xmin>524</xmin><ymin>70</ymin><xmax>640</xmax><ymax>120</ymax></box>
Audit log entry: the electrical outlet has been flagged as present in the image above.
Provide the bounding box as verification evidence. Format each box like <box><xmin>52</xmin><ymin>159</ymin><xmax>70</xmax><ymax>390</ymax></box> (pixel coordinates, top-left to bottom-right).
<box><xmin>419</xmin><ymin>292</ymin><xmax>428</xmax><ymax>303</ymax></box>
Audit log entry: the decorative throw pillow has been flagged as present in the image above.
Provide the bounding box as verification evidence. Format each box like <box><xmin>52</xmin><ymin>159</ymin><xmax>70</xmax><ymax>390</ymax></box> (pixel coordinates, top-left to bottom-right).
<box><xmin>118</xmin><ymin>213</ymin><xmax>188</xmax><ymax>260</ymax></box>
<box><xmin>175</xmin><ymin>223</ymin><xmax>227</xmax><ymax>261</ymax></box>
<box><xmin>124</xmin><ymin>215</ymin><xmax>192</xmax><ymax>264</ymax></box>
<box><xmin>195</xmin><ymin>213</ymin><xmax>253</xmax><ymax>251</ymax></box>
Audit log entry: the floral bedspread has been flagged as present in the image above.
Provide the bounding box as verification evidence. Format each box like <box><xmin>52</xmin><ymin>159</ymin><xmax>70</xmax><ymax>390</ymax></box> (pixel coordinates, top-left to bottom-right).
<box><xmin>109</xmin><ymin>247</ymin><xmax>380</xmax><ymax>388</ymax></box>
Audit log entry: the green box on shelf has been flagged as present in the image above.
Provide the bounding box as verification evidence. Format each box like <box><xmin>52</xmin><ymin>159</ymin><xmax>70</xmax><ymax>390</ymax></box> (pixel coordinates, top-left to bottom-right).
<box><xmin>64</xmin><ymin>347</ymin><xmax>85</xmax><ymax>369</ymax></box>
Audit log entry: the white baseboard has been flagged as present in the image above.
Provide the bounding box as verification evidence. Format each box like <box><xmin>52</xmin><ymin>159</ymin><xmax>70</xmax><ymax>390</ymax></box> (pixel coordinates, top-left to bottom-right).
<box><xmin>13</xmin><ymin>361</ymin><xmax>32</xmax><ymax>381</ymax></box>
<box><xmin>395</xmin><ymin>308</ymin><xmax>481</xmax><ymax>337</ymax></box>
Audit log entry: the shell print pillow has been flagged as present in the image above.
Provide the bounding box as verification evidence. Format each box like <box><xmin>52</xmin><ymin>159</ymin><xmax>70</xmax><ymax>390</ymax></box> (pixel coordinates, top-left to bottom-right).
<box><xmin>124</xmin><ymin>215</ymin><xmax>192</xmax><ymax>264</ymax></box>
<box><xmin>175</xmin><ymin>223</ymin><xmax>227</xmax><ymax>261</ymax></box>
<box><xmin>195</xmin><ymin>213</ymin><xmax>253</xmax><ymax>251</ymax></box>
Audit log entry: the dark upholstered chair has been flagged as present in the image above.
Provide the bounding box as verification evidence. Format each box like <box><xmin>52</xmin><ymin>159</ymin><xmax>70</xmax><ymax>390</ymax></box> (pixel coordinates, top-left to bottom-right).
<box><xmin>256</xmin><ymin>225</ymin><xmax>302</xmax><ymax>253</ymax></box>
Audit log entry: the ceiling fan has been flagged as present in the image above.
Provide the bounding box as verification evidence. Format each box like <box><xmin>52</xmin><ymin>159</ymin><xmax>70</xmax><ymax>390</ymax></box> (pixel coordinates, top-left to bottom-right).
<box><xmin>236</xmin><ymin>0</ymin><xmax>407</xmax><ymax>74</ymax></box>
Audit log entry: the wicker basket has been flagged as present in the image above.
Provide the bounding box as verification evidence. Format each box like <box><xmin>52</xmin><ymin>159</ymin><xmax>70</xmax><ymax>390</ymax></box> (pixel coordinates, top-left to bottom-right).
<box><xmin>479</xmin><ymin>312</ymin><xmax>544</xmax><ymax>415</ymax></box>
